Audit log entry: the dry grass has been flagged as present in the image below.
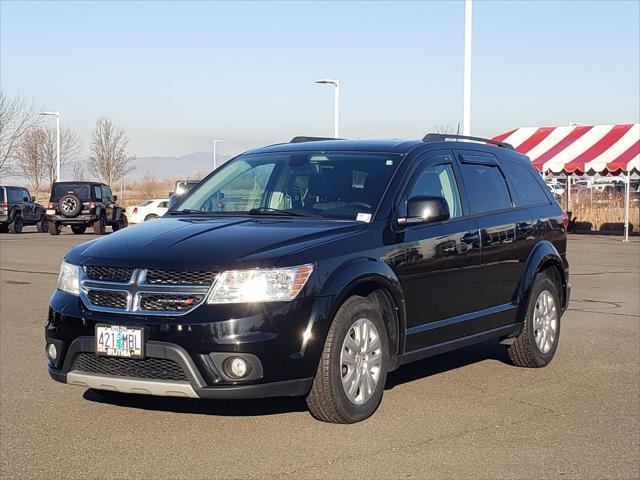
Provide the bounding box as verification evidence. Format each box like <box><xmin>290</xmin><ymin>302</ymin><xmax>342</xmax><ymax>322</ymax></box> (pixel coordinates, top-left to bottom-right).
<box><xmin>566</xmin><ymin>191</ymin><xmax>639</xmax><ymax>232</ymax></box>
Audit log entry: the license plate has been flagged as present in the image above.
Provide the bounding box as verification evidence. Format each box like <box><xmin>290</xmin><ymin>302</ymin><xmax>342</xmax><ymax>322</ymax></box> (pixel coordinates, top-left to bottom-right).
<box><xmin>46</xmin><ymin>209</ymin><xmax>56</xmax><ymax>215</ymax></box>
<box><xmin>95</xmin><ymin>325</ymin><xmax>144</xmax><ymax>358</ymax></box>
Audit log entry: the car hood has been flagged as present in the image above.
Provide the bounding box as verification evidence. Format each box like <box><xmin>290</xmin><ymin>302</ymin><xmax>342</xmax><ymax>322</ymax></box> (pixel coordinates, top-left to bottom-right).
<box><xmin>66</xmin><ymin>216</ymin><xmax>365</xmax><ymax>270</ymax></box>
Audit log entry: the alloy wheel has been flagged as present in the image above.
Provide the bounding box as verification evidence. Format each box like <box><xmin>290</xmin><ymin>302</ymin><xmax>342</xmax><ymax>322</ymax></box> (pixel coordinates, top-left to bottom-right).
<box><xmin>340</xmin><ymin>317</ymin><xmax>383</xmax><ymax>405</ymax></box>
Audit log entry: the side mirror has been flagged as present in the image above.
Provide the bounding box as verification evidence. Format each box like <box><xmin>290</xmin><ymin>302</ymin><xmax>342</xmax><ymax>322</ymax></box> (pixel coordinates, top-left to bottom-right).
<box><xmin>112</xmin><ymin>195</ymin><xmax>118</xmax><ymax>201</ymax></box>
<box><xmin>30</xmin><ymin>196</ymin><xmax>36</xmax><ymax>202</ymax></box>
<box><xmin>168</xmin><ymin>191</ymin><xmax>174</xmax><ymax>197</ymax></box>
<box><xmin>397</xmin><ymin>196</ymin><xmax>450</xmax><ymax>225</ymax></box>
<box><xmin>168</xmin><ymin>194</ymin><xmax>179</xmax><ymax>209</ymax></box>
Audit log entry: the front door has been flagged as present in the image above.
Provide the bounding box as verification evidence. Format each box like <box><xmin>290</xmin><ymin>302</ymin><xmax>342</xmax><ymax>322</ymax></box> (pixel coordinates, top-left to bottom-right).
<box><xmin>20</xmin><ymin>189</ymin><xmax>34</xmax><ymax>222</ymax></box>
<box><xmin>387</xmin><ymin>153</ymin><xmax>482</xmax><ymax>352</ymax></box>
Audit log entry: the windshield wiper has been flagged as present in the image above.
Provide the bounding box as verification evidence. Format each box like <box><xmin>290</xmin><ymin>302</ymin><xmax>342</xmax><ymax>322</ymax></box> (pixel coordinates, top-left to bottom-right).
<box><xmin>169</xmin><ymin>209</ymin><xmax>215</xmax><ymax>215</ymax></box>
<box><xmin>247</xmin><ymin>207</ymin><xmax>309</xmax><ymax>217</ymax></box>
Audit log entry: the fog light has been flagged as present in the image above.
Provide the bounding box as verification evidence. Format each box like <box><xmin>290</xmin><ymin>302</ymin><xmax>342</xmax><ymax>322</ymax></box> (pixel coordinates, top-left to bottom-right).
<box><xmin>46</xmin><ymin>343</ymin><xmax>57</xmax><ymax>361</ymax></box>
<box><xmin>224</xmin><ymin>357</ymin><xmax>250</xmax><ymax>379</ymax></box>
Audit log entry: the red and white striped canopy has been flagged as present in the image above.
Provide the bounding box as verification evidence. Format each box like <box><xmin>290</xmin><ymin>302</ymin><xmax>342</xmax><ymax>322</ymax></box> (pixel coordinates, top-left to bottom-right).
<box><xmin>492</xmin><ymin>124</ymin><xmax>639</xmax><ymax>175</ymax></box>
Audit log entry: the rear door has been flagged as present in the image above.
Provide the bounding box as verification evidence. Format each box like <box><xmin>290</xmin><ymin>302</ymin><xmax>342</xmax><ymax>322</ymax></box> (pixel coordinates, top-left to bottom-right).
<box><xmin>455</xmin><ymin>150</ymin><xmax>536</xmax><ymax>325</ymax></box>
<box><xmin>390</xmin><ymin>152</ymin><xmax>482</xmax><ymax>351</ymax></box>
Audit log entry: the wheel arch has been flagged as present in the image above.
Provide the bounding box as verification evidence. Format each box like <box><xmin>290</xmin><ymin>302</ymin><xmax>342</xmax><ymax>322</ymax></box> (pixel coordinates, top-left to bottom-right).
<box><xmin>517</xmin><ymin>240</ymin><xmax>568</xmax><ymax>322</ymax></box>
<box><xmin>318</xmin><ymin>258</ymin><xmax>407</xmax><ymax>371</ymax></box>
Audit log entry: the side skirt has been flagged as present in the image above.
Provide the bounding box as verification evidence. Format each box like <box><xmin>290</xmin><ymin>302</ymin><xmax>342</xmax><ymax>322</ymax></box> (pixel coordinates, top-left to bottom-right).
<box><xmin>398</xmin><ymin>324</ymin><xmax>519</xmax><ymax>366</ymax></box>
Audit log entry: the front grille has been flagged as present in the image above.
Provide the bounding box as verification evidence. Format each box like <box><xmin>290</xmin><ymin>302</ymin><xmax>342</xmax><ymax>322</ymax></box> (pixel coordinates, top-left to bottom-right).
<box><xmin>87</xmin><ymin>290</ymin><xmax>128</xmax><ymax>309</ymax></box>
<box><xmin>74</xmin><ymin>353</ymin><xmax>188</xmax><ymax>381</ymax></box>
<box><xmin>145</xmin><ymin>269</ymin><xmax>215</xmax><ymax>286</ymax></box>
<box><xmin>140</xmin><ymin>294</ymin><xmax>205</xmax><ymax>312</ymax></box>
<box><xmin>85</xmin><ymin>266</ymin><xmax>134</xmax><ymax>283</ymax></box>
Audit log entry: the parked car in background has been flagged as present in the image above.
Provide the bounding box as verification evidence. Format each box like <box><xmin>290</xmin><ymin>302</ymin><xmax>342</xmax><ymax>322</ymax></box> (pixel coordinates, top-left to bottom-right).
<box><xmin>0</xmin><ymin>185</ymin><xmax>48</xmax><ymax>234</ymax></box>
<box><xmin>46</xmin><ymin>134</ymin><xmax>570</xmax><ymax>423</ymax></box>
<box><xmin>46</xmin><ymin>181</ymin><xmax>128</xmax><ymax>235</ymax></box>
<box><xmin>127</xmin><ymin>199</ymin><xmax>169</xmax><ymax>224</ymax></box>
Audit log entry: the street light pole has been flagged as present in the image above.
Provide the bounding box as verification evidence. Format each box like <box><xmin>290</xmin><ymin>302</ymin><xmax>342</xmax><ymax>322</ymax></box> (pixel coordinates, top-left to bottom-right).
<box><xmin>314</xmin><ymin>79</ymin><xmax>340</xmax><ymax>137</ymax></box>
<box><xmin>463</xmin><ymin>0</ymin><xmax>472</xmax><ymax>136</ymax></box>
<box><xmin>213</xmin><ymin>139</ymin><xmax>223</xmax><ymax>170</ymax></box>
<box><xmin>39</xmin><ymin>111</ymin><xmax>61</xmax><ymax>182</ymax></box>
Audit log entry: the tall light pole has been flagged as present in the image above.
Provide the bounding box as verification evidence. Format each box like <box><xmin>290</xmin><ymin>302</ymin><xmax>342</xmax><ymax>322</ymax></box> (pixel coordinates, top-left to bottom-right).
<box><xmin>314</xmin><ymin>79</ymin><xmax>340</xmax><ymax>137</ymax></box>
<box><xmin>213</xmin><ymin>139</ymin><xmax>223</xmax><ymax>170</ymax></box>
<box><xmin>39</xmin><ymin>111</ymin><xmax>61</xmax><ymax>181</ymax></box>
<box><xmin>463</xmin><ymin>0</ymin><xmax>472</xmax><ymax>136</ymax></box>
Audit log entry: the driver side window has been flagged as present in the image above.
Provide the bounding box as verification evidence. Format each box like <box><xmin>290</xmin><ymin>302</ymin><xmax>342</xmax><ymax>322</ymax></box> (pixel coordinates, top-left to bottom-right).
<box><xmin>408</xmin><ymin>163</ymin><xmax>462</xmax><ymax>219</ymax></box>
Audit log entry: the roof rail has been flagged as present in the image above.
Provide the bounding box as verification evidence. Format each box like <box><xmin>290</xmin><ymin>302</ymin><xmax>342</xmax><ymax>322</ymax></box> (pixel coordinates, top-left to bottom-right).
<box><xmin>422</xmin><ymin>133</ymin><xmax>514</xmax><ymax>150</ymax></box>
<box><xmin>289</xmin><ymin>136</ymin><xmax>343</xmax><ymax>144</ymax></box>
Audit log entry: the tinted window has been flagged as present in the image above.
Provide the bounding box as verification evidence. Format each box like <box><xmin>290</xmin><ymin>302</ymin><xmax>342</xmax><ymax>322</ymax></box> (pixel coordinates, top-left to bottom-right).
<box><xmin>408</xmin><ymin>164</ymin><xmax>462</xmax><ymax>218</ymax></box>
<box><xmin>0</xmin><ymin>189</ymin><xmax>4</xmax><ymax>202</ymax></box>
<box><xmin>7</xmin><ymin>188</ymin><xmax>21</xmax><ymax>203</ymax></box>
<box><xmin>501</xmin><ymin>161</ymin><xmax>549</xmax><ymax>207</ymax></box>
<box><xmin>52</xmin><ymin>184</ymin><xmax>92</xmax><ymax>200</ymax></box>
<box><xmin>20</xmin><ymin>189</ymin><xmax>30</xmax><ymax>201</ymax></box>
<box><xmin>102</xmin><ymin>186</ymin><xmax>112</xmax><ymax>201</ymax></box>
<box><xmin>94</xmin><ymin>186</ymin><xmax>102</xmax><ymax>199</ymax></box>
<box><xmin>460</xmin><ymin>164</ymin><xmax>512</xmax><ymax>214</ymax></box>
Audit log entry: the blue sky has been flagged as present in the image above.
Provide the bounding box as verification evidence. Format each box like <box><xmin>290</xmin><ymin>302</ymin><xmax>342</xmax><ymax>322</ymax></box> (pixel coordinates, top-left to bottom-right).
<box><xmin>2</xmin><ymin>0</ymin><xmax>639</xmax><ymax>161</ymax></box>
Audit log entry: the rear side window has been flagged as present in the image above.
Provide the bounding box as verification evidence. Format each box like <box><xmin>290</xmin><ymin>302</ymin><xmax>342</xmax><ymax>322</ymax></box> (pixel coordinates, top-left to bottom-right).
<box><xmin>460</xmin><ymin>164</ymin><xmax>512</xmax><ymax>214</ymax></box>
<box><xmin>138</xmin><ymin>200</ymin><xmax>153</xmax><ymax>207</ymax></box>
<box><xmin>94</xmin><ymin>186</ymin><xmax>102</xmax><ymax>199</ymax></box>
<box><xmin>0</xmin><ymin>189</ymin><xmax>4</xmax><ymax>202</ymax></box>
<box><xmin>501</xmin><ymin>161</ymin><xmax>549</xmax><ymax>207</ymax></box>
<box><xmin>7</xmin><ymin>188</ymin><xmax>22</xmax><ymax>203</ymax></box>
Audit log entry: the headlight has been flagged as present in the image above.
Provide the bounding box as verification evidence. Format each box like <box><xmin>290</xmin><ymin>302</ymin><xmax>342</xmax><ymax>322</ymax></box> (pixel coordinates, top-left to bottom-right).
<box><xmin>57</xmin><ymin>261</ymin><xmax>80</xmax><ymax>296</ymax></box>
<box><xmin>207</xmin><ymin>264</ymin><xmax>314</xmax><ymax>304</ymax></box>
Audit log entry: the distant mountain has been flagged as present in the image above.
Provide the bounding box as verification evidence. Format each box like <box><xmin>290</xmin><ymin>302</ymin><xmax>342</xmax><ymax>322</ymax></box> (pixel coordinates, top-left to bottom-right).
<box><xmin>131</xmin><ymin>152</ymin><xmax>232</xmax><ymax>180</ymax></box>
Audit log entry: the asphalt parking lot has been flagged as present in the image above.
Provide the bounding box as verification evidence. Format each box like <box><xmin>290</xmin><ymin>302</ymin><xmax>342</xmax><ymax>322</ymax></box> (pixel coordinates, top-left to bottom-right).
<box><xmin>1</xmin><ymin>229</ymin><xmax>638</xmax><ymax>479</ymax></box>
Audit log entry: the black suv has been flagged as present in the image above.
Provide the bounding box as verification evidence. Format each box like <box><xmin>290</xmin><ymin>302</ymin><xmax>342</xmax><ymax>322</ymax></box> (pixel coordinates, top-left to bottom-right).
<box><xmin>45</xmin><ymin>135</ymin><xmax>570</xmax><ymax>423</ymax></box>
<box><xmin>46</xmin><ymin>182</ymin><xmax>127</xmax><ymax>235</ymax></box>
<box><xmin>0</xmin><ymin>185</ymin><xmax>48</xmax><ymax>233</ymax></box>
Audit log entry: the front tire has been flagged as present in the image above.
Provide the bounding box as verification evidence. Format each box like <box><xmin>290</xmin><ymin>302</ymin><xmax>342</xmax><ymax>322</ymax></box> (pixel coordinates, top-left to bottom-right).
<box><xmin>92</xmin><ymin>216</ymin><xmax>106</xmax><ymax>235</ymax></box>
<box><xmin>36</xmin><ymin>216</ymin><xmax>49</xmax><ymax>233</ymax></box>
<box><xmin>144</xmin><ymin>214</ymin><xmax>158</xmax><ymax>221</ymax></box>
<box><xmin>8</xmin><ymin>213</ymin><xmax>23</xmax><ymax>234</ymax></box>
<box><xmin>112</xmin><ymin>214</ymin><xmax>127</xmax><ymax>231</ymax></box>
<box><xmin>507</xmin><ymin>273</ymin><xmax>561</xmax><ymax>368</ymax></box>
<box><xmin>306</xmin><ymin>296</ymin><xmax>388</xmax><ymax>423</ymax></box>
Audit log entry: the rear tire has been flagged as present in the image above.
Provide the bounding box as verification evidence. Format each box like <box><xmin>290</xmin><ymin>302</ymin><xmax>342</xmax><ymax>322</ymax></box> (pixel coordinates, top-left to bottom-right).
<box><xmin>48</xmin><ymin>222</ymin><xmax>61</xmax><ymax>235</ymax></box>
<box><xmin>507</xmin><ymin>273</ymin><xmax>561</xmax><ymax>368</ymax></box>
<box><xmin>92</xmin><ymin>216</ymin><xmax>106</xmax><ymax>235</ymax></box>
<box><xmin>71</xmin><ymin>225</ymin><xmax>87</xmax><ymax>234</ymax></box>
<box><xmin>36</xmin><ymin>216</ymin><xmax>49</xmax><ymax>233</ymax></box>
<box><xmin>306</xmin><ymin>296</ymin><xmax>388</xmax><ymax>424</ymax></box>
<box><xmin>8</xmin><ymin>213</ymin><xmax>23</xmax><ymax>234</ymax></box>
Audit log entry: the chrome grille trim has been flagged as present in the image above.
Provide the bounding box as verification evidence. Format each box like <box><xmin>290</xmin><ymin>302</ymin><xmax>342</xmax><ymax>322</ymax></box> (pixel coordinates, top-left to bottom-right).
<box><xmin>79</xmin><ymin>268</ymin><xmax>215</xmax><ymax>316</ymax></box>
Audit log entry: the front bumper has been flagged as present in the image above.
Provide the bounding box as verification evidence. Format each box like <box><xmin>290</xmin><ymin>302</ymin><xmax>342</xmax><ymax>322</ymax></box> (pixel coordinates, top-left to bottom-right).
<box><xmin>46</xmin><ymin>290</ymin><xmax>335</xmax><ymax>399</ymax></box>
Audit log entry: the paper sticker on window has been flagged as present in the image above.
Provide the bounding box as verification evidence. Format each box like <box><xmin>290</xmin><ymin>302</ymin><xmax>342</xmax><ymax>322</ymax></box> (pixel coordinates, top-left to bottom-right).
<box><xmin>356</xmin><ymin>213</ymin><xmax>372</xmax><ymax>223</ymax></box>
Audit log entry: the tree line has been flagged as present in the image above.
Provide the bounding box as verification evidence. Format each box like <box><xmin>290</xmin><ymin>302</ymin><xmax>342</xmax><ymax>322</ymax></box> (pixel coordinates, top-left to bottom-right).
<box><xmin>0</xmin><ymin>92</ymin><xmax>135</xmax><ymax>194</ymax></box>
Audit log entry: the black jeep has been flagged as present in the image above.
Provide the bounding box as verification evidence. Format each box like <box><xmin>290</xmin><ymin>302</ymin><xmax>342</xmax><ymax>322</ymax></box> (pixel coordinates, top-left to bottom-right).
<box><xmin>46</xmin><ymin>182</ymin><xmax>127</xmax><ymax>235</ymax></box>
<box><xmin>0</xmin><ymin>185</ymin><xmax>48</xmax><ymax>234</ymax></box>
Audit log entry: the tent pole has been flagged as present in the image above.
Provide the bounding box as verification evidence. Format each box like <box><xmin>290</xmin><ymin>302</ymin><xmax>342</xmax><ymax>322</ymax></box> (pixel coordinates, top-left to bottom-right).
<box><xmin>623</xmin><ymin>171</ymin><xmax>630</xmax><ymax>243</ymax></box>
<box><xmin>566</xmin><ymin>175</ymin><xmax>572</xmax><ymax>211</ymax></box>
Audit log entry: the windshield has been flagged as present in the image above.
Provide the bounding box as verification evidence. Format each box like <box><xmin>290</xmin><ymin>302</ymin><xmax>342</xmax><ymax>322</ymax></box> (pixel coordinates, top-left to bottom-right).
<box><xmin>174</xmin><ymin>151</ymin><xmax>401</xmax><ymax>220</ymax></box>
<box><xmin>51</xmin><ymin>184</ymin><xmax>92</xmax><ymax>200</ymax></box>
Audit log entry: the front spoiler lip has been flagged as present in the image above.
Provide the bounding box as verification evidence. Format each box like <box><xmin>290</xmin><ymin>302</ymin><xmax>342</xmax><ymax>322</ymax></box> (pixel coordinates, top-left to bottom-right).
<box><xmin>49</xmin><ymin>367</ymin><xmax>312</xmax><ymax>399</ymax></box>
